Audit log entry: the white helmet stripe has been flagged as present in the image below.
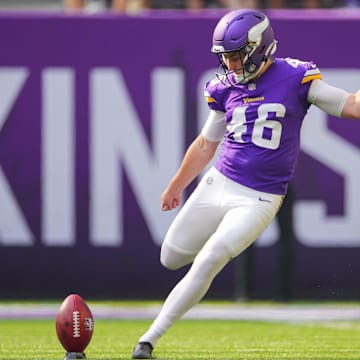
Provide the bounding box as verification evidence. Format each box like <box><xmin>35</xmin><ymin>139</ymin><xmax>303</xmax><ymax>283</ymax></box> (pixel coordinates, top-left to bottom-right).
<box><xmin>248</xmin><ymin>16</ymin><xmax>269</xmax><ymax>44</ymax></box>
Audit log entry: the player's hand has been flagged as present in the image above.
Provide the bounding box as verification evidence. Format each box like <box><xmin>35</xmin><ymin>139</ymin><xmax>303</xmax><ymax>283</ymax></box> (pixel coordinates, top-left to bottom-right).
<box><xmin>161</xmin><ymin>186</ymin><xmax>181</xmax><ymax>211</ymax></box>
<box><xmin>355</xmin><ymin>89</ymin><xmax>360</xmax><ymax>101</ymax></box>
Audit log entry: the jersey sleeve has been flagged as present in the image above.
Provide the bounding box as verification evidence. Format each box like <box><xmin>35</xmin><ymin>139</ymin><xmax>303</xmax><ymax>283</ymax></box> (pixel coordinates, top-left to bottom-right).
<box><xmin>204</xmin><ymin>78</ymin><xmax>226</xmax><ymax>112</ymax></box>
<box><xmin>301</xmin><ymin>61</ymin><xmax>322</xmax><ymax>85</ymax></box>
<box><xmin>284</xmin><ymin>58</ymin><xmax>323</xmax><ymax>104</ymax></box>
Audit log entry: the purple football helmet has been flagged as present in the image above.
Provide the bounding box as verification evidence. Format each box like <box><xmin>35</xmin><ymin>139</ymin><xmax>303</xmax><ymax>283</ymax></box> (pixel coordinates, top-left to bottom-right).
<box><xmin>211</xmin><ymin>9</ymin><xmax>277</xmax><ymax>85</ymax></box>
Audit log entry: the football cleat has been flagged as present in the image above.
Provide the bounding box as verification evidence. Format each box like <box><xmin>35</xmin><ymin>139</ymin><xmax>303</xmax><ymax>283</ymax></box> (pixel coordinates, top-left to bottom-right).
<box><xmin>132</xmin><ymin>342</ymin><xmax>154</xmax><ymax>359</ymax></box>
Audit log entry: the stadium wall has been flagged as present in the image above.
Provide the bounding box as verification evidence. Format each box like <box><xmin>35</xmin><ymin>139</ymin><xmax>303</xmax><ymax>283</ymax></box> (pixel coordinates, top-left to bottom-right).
<box><xmin>0</xmin><ymin>9</ymin><xmax>360</xmax><ymax>300</ymax></box>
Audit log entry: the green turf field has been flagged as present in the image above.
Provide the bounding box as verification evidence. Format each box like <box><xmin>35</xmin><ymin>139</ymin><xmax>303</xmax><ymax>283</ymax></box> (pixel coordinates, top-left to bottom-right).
<box><xmin>1</xmin><ymin>314</ymin><xmax>360</xmax><ymax>360</ymax></box>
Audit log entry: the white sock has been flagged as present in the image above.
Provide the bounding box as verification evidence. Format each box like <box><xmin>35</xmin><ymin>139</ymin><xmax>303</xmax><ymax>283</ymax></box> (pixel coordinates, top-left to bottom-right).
<box><xmin>138</xmin><ymin>241</ymin><xmax>231</xmax><ymax>347</ymax></box>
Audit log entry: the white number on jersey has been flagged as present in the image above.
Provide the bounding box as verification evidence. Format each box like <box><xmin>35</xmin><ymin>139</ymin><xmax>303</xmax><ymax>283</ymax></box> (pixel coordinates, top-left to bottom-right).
<box><xmin>228</xmin><ymin>103</ymin><xmax>285</xmax><ymax>150</ymax></box>
<box><xmin>285</xmin><ymin>57</ymin><xmax>308</xmax><ymax>69</ymax></box>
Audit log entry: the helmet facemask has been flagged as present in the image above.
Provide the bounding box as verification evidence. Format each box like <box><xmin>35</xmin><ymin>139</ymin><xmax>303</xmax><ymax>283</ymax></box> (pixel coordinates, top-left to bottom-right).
<box><xmin>215</xmin><ymin>45</ymin><xmax>257</xmax><ymax>86</ymax></box>
<box><xmin>215</xmin><ymin>40</ymin><xmax>277</xmax><ymax>86</ymax></box>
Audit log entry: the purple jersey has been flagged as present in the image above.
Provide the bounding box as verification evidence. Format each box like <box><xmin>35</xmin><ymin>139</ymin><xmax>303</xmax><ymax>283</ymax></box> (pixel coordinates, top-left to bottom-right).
<box><xmin>204</xmin><ymin>57</ymin><xmax>322</xmax><ymax>195</ymax></box>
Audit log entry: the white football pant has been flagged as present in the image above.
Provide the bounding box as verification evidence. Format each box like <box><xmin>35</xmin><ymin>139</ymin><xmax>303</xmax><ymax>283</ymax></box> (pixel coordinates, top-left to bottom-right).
<box><xmin>139</xmin><ymin>166</ymin><xmax>283</xmax><ymax>347</ymax></box>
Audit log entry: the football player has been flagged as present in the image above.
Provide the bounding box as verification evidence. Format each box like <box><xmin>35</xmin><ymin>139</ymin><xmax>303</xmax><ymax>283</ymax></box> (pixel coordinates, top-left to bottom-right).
<box><xmin>132</xmin><ymin>9</ymin><xmax>360</xmax><ymax>359</ymax></box>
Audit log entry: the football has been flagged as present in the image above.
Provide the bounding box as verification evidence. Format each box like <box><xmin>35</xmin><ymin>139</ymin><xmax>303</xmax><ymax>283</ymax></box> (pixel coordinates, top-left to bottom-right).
<box><xmin>55</xmin><ymin>294</ymin><xmax>94</xmax><ymax>353</ymax></box>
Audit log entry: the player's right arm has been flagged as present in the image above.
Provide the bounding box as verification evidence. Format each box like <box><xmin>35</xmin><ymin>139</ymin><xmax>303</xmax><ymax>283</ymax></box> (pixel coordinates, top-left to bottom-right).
<box><xmin>161</xmin><ymin>110</ymin><xmax>225</xmax><ymax>211</ymax></box>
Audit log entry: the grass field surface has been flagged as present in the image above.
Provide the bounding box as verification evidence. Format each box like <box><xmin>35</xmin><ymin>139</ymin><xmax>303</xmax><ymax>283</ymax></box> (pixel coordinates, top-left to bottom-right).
<box><xmin>1</xmin><ymin>301</ymin><xmax>360</xmax><ymax>359</ymax></box>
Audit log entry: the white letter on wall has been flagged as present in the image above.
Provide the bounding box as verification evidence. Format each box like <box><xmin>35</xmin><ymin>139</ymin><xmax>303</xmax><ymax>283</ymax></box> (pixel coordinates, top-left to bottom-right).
<box><xmin>42</xmin><ymin>68</ymin><xmax>75</xmax><ymax>246</ymax></box>
<box><xmin>90</xmin><ymin>68</ymin><xmax>184</xmax><ymax>246</ymax></box>
<box><xmin>0</xmin><ymin>68</ymin><xmax>34</xmax><ymax>245</ymax></box>
<box><xmin>295</xmin><ymin>70</ymin><xmax>360</xmax><ymax>247</ymax></box>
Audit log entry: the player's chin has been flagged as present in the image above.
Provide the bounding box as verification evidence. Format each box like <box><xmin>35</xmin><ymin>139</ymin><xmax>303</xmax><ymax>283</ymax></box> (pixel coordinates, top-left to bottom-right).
<box><xmin>233</xmin><ymin>69</ymin><xmax>244</xmax><ymax>75</ymax></box>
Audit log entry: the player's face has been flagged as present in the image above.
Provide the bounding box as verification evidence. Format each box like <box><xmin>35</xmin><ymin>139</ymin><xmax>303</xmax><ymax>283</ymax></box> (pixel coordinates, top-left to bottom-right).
<box><xmin>222</xmin><ymin>51</ymin><xmax>245</xmax><ymax>74</ymax></box>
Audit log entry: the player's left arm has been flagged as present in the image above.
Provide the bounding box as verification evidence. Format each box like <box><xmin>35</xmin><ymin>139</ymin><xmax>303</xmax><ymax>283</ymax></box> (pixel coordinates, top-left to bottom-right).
<box><xmin>308</xmin><ymin>79</ymin><xmax>360</xmax><ymax>119</ymax></box>
<box><xmin>341</xmin><ymin>90</ymin><xmax>360</xmax><ymax>119</ymax></box>
<box><xmin>160</xmin><ymin>134</ymin><xmax>220</xmax><ymax>211</ymax></box>
<box><xmin>160</xmin><ymin>110</ymin><xmax>225</xmax><ymax>211</ymax></box>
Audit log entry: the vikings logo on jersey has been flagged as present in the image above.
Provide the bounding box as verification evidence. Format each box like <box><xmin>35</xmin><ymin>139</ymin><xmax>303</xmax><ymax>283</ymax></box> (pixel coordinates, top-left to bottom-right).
<box><xmin>204</xmin><ymin>57</ymin><xmax>321</xmax><ymax>195</ymax></box>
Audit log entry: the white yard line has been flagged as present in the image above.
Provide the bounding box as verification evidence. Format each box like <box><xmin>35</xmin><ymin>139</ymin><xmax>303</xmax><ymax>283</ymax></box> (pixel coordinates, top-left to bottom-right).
<box><xmin>0</xmin><ymin>303</ymin><xmax>359</xmax><ymax>322</ymax></box>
